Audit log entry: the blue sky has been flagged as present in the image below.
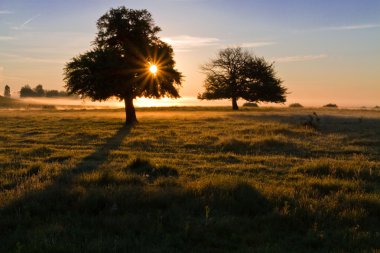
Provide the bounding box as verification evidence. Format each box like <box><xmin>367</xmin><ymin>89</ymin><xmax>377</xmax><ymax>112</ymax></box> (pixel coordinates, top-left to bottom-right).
<box><xmin>0</xmin><ymin>0</ymin><xmax>379</xmax><ymax>106</ymax></box>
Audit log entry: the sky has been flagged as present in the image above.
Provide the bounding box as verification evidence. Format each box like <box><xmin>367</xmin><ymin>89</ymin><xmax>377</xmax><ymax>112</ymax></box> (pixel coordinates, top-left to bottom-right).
<box><xmin>0</xmin><ymin>0</ymin><xmax>379</xmax><ymax>107</ymax></box>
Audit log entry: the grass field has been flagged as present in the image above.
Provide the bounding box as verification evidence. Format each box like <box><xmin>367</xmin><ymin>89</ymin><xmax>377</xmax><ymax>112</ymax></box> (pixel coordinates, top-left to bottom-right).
<box><xmin>1</xmin><ymin>107</ymin><xmax>380</xmax><ymax>252</ymax></box>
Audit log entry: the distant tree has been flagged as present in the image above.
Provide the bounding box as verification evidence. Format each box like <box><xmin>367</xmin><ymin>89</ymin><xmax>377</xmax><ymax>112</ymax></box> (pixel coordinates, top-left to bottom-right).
<box><xmin>20</xmin><ymin>85</ymin><xmax>36</xmax><ymax>97</ymax></box>
<box><xmin>58</xmin><ymin>91</ymin><xmax>68</xmax><ymax>97</ymax></box>
<box><xmin>46</xmin><ymin>90</ymin><xmax>60</xmax><ymax>97</ymax></box>
<box><xmin>198</xmin><ymin>47</ymin><xmax>286</xmax><ymax>110</ymax></box>
<box><xmin>34</xmin><ymin>84</ymin><xmax>45</xmax><ymax>97</ymax></box>
<box><xmin>64</xmin><ymin>7</ymin><xmax>183</xmax><ymax>125</ymax></box>
<box><xmin>4</xmin><ymin>85</ymin><xmax>11</xmax><ymax>98</ymax></box>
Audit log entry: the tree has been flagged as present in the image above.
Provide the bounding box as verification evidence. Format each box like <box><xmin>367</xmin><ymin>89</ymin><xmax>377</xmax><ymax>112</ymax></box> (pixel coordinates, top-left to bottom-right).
<box><xmin>4</xmin><ymin>85</ymin><xmax>10</xmax><ymax>98</ymax></box>
<box><xmin>20</xmin><ymin>85</ymin><xmax>36</xmax><ymax>97</ymax></box>
<box><xmin>198</xmin><ymin>47</ymin><xmax>286</xmax><ymax>110</ymax></box>
<box><xmin>46</xmin><ymin>90</ymin><xmax>60</xmax><ymax>97</ymax></box>
<box><xmin>34</xmin><ymin>84</ymin><xmax>45</xmax><ymax>97</ymax></box>
<box><xmin>64</xmin><ymin>7</ymin><xmax>183</xmax><ymax>125</ymax></box>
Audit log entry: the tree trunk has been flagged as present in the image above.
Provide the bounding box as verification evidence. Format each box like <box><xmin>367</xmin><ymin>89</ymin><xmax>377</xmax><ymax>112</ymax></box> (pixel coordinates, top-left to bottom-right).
<box><xmin>232</xmin><ymin>97</ymin><xmax>239</xmax><ymax>110</ymax></box>
<box><xmin>124</xmin><ymin>97</ymin><xmax>138</xmax><ymax>126</ymax></box>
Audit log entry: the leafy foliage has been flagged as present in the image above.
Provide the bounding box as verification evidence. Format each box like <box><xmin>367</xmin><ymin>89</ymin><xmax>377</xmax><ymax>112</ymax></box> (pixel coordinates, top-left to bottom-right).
<box><xmin>198</xmin><ymin>47</ymin><xmax>286</xmax><ymax>110</ymax></box>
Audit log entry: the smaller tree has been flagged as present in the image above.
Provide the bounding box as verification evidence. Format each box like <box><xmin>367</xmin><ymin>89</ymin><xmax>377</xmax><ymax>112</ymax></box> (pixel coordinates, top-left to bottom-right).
<box><xmin>4</xmin><ymin>85</ymin><xmax>11</xmax><ymax>98</ymax></box>
<box><xmin>198</xmin><ymin>47</ymin><xmax>286</xmax><ymax>110</ymax></box>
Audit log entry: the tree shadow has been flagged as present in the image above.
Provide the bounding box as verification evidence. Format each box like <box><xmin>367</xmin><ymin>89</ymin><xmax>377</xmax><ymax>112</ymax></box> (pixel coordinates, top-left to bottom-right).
<box><xmin>0</xmin><ymin>124</ymin><xmax>277</xmax><ymax>252</ymax></box>
<box><xmin>69</xmin><ymin>125</ymin><xmax>132</xmax><ymax>175</ymax></box>
<box><xmin>0</xmin><ymin>125</ymin><xmax>131</xmax><ymax>215</ymax></box>
<box><xmin>0</xmin><ymin>126</ymin><xmax>132</xmax><ymax>192</ymax></box>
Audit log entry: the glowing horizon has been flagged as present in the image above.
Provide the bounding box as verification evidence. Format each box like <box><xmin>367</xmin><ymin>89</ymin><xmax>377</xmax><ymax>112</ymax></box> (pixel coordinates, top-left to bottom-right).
<box><xmin>14</xmin><ymin>96</ymin><xmax>380</xmax><ymax>109</ymax></box>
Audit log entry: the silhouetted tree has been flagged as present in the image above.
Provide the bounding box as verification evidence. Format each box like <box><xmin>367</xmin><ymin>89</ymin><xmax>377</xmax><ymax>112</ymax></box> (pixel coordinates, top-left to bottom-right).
<box><xmin>198</xmin><ymin>47</ymin><xmax>286</xmax><ymax>110</ymax></box>
<box><xmin>46</xmin><ymin>90</ymin><xmax>60</xmax><ymax>97</ymax></box>
<box><xmin>20</xmin><ymin>85</ymin><xmax>36</xmax><ymax>97</ymax></box>
<box><xmin>3</xmin><ymin>85</ymin><xmax>11</xmax><ymax>98</ymax></box>
<box><xmin>34</xmin><ymin>84</ymin><xmax>45</xmax><ymax>97</ymax></box>
<box><xmin>64</xmin><ymin>7</ymin><xmax>183</xmax><ymax>125</ymax></box>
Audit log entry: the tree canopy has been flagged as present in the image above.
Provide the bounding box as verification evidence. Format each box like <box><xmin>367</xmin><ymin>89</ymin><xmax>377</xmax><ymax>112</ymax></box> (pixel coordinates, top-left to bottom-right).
<box><xmin>198</xmin><ymin>47</ymin><xmax>286</xmax><ymax>110</ymax></box>
<box><xmin>64</xmin><ymin>7</ymin><xmax>183</xmax><ymax>125</ymax></box>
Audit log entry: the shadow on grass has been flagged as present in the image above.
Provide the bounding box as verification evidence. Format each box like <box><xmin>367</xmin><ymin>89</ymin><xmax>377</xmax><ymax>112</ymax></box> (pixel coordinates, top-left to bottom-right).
<box><xmin>0</xmin><ymin>126</ymin><xmax>132</xmax><ymax>192</ymax></box>
<box><xmin>0</xmin><ymin>126</ymin><xmax>132</xmax><ymax>247</ymax></box>
<box><xmin>229</xmin><ymin>113</ymin><xmax>380</xmax><ymax>157</ymax></box>
<box><xmin>0</xmin><ymin>171</ymin><xmax>277</xmax><ymax>252</ymax></box>
<box><xmin>0</xmin><ymin>125</ymin><xmax>279</xmax><ymax>252</ymax></box>
<box><xmin>70</xmin><ymin>126</ymin><xmax>132</xmax><ymax>175</ymax></box>
<box><xmin>1</xmin><ymin>114</ymin><xmax>380</xmax><ymax>252</ymax></box>
<box><xmin>229</xmin><ymin>113</ymin><xmax>380</xmax><ymax>135</ymax></box>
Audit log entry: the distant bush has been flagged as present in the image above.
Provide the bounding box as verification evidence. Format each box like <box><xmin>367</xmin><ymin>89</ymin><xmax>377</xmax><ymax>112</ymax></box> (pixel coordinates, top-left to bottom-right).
<box><xmin>374</xmin><ymin>106</ymin><xmax>380</xmax><ymax>109</ymax></box>
<box><xmin>323</xmin><ymin>103</ymin><xmax>338</xmax><ymax>108</ymax></box>
<box><xmin>289</xmin><ymin>103</ymin><xmax>303</xmax><ymax>108</ymax></box>
<box><xmin>243</xmin><ymin>102</ymin><xmax>258</xmax><ymax>107</ymax></box>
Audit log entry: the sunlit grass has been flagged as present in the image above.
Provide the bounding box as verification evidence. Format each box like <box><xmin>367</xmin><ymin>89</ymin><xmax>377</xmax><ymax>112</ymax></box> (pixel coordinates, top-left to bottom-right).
<box><xmin>0</xmin><ymin>107</ymin><xmax>380</xmax><ymax>252</ymax></box>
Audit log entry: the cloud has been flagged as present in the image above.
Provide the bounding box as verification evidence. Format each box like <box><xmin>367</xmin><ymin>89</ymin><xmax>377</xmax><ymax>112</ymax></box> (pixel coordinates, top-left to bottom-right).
<box><xmin>0</xmin><ymin>10</ymin><xmax>13</xmax><ymax>14</ymax></box>
<box><xmin>0</xmin><ymin>36</ymin><xmax>15</xmax><ymax>41</ymax></box>
<box><xmin>0</xmin><ymin>52</ymin><xmax>65</xmax><ymax>64</ymax></box>
<box><xmin>12</xmin><ymin>14</ymin><xmax>40</xmax><ymax>30</ymax></box>
<box><xmin>296</xmin><ymin>23</ymin><xmax>380</xmax><ymax>33</ymax></box>
<box><xmin>273</xmin><ymin>54</ymin><xmax>328</xmax><ymax>63</ymax></box>
<box><xmin>324</xmin><ymin>24</ymin><xmax>380</xmax><ymax>31</ymax></box>
<box><xmin>240</xmin><ymin>41</ymin><xmax>277</xmax><ymax>48</ymax></box>
<box><xmin>162</xmin><ymin>35</ymin><xmax>220</xmax><ymax>51</ymax></box>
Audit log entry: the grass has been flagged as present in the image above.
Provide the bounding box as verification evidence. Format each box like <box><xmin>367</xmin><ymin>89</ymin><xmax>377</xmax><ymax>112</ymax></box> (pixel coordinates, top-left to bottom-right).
<box><xmin>0</xmin><ymin>96</ymin><xmax>23</xmax><ymax>107</ymax></box>
<box><xmin>0</xmin><ymin>107</ymin><xmax>380</xmax><ymax>252</ymax></box>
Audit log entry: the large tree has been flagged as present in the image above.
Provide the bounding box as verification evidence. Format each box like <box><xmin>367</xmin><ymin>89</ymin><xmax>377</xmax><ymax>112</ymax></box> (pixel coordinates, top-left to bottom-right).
<box><xmin>64</xmin><ymin>7</ymin><xmax>182</xmax><ymax>125</ymax></box>
<box><xmin>198</xmin><ymin>47</ymin><xmax>286</xmax><ymax>110</ymax></box>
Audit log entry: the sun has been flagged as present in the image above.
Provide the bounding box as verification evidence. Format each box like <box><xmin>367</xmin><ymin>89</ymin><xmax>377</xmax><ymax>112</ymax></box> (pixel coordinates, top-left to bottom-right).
<box><xmin>149</xmin><ymin>64</ymin><xmax>158</xmax><ymax>74</ymax></box>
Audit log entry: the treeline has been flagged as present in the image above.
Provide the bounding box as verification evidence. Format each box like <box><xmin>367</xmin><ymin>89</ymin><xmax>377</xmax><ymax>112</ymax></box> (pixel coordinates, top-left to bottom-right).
<box><xmin>20</xmin><ymin>85</ymin><xmax>74</xmax><ymax>98</ymax></box>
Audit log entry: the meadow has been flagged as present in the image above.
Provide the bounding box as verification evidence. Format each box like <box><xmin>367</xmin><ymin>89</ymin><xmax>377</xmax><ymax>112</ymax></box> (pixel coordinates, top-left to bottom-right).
<box><xmin>1</xmin><ymin>106</ymin><xmax>380</xmax><ymax>252</ymax></box>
